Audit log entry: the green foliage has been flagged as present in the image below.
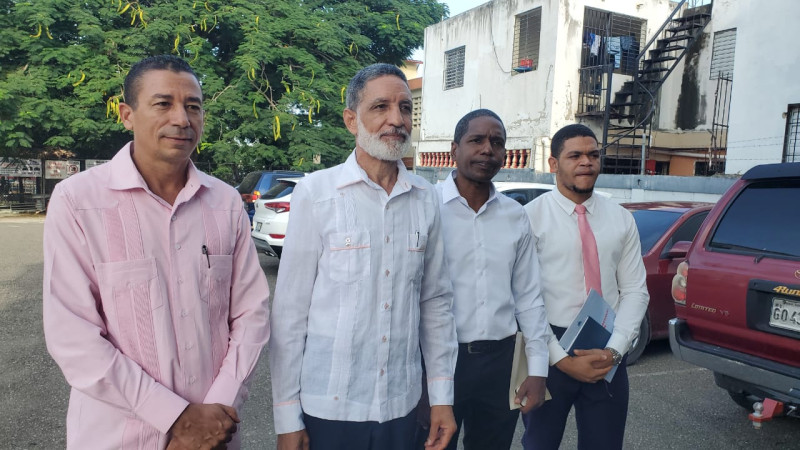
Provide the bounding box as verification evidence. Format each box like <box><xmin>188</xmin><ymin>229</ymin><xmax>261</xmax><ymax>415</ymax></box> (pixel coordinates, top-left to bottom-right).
<box><xmin>0</xmin><ymin>0</ymin><xmax>447</xmax><ymax>182</ymax></box>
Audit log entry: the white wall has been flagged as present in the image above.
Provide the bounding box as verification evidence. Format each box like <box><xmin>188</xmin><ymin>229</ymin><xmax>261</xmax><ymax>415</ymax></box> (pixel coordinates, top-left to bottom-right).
<box><xmin>655</xmin><ymin>0</ymin><xmax>800</xmax><ymax>173</ymax></box>
<box><xmin>420</xmin><ymin>0</ymin><xmax>673</xmax><ymax>172</ymax></box>
<box><xmin>724</xmin><ymin>0</ymin><xmax>800</xmax><ymax>173</ymax></box>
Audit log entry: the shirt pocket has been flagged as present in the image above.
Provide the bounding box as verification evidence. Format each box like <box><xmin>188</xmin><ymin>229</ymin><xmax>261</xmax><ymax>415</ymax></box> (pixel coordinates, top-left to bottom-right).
<box><xmin>328</xmin><ymin>230</ymin><xmax>371</xmax><ymax>283</ymax></box>
<box><xmin>95</xmin><ymin>258</ymin><xmax>163</xmax><ymax>376</ymax></box>
<box><xmin>199</xmin><ymin>254</ymin><xmax>233</xmax><ymax>308</ymax></box>
<box><xmin>200</xmin><ymin>254</ymin><xmax>233</xmax><ymax>370</ymax></box>
<box><xmin>408</xmin><ymin>232</ymin><xmax>427</xmax><ymax>282</ymax></box>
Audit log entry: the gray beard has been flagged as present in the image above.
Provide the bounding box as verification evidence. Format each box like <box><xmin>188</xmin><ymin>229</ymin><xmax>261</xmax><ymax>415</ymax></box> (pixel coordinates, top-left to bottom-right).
<box><xmin>356</xmin><ymin>119</ymin><xmax>410</xmax><ymax>161</ymax></box>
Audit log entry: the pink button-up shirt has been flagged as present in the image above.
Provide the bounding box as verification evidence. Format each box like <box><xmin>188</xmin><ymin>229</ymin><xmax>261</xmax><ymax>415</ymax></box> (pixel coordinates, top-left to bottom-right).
<box><xmin>43</xmin><ymin>143</ymin><xmax>270</xmax><ymax>449</ymax></box>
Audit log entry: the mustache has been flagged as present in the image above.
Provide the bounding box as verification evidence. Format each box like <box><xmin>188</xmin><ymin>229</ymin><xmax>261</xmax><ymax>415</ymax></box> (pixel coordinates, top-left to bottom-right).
<box><xmin>380</xmin><ymin>128</ymin><xmax>409</xmax><ymax>139</ymax></box>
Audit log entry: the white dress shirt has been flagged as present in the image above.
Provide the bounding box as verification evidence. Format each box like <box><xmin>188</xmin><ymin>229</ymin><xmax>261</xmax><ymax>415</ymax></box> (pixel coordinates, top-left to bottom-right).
<box><xmin>436</xmin><ymin>172</ymin><xmax>549</xmax><ymax>377</ymax></box>
<box><xmin>524</xmin><ymin>189</ymin><xmax>649</xmax><ymax>365</ymax></box>
<box><xmin>270</xmin><ymin>151</ymin><xmax>458</xmax><ymax>434</ymax></box>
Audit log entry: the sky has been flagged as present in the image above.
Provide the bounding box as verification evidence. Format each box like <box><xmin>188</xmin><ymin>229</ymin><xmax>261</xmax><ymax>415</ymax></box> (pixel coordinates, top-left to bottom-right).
<box><xmin>410</xmin><ymin>0</ymin><xmax>490</xmax><ymax>64</ymax></box>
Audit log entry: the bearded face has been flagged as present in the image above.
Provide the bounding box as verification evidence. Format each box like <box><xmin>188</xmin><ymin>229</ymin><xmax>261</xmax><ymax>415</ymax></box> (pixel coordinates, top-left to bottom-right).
<box><xmin>356</xmin><ymin>117</ymin><xmax>411</xmax><ymax>162</ymax></box>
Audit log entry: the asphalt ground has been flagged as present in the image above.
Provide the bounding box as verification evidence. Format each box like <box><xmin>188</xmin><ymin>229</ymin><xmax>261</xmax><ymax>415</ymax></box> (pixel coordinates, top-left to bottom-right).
<box><xmin>1</xmin><ymin>214</ymin><xmax>798</xmax><ymax>449</ymax></box>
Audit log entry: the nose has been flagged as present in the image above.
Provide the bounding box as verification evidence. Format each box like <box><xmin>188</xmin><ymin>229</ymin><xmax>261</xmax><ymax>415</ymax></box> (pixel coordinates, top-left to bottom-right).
<box><xmin>170</xmin><ymin>105</ymin><xmax>191</xmax><ymax>128</ymax></box>
<box><xmin>386</xmin><ymin>104</ymin><xmax>405</xmax><ymax>127</ymax></box>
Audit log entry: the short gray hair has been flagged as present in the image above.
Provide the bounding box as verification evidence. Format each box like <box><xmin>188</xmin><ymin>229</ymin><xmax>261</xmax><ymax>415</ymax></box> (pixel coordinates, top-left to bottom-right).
<box><xmin>345</xmin><ymin>63</ymin><xmax>408</xmax><ymax>110</ymax></box>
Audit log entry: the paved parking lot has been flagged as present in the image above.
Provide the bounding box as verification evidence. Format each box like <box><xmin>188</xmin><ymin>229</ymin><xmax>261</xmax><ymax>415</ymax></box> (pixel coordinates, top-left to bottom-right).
<box><xmin>1</xmin><ymin>214</ymin><xmax>797</xmax><ymax>449</ymax></box>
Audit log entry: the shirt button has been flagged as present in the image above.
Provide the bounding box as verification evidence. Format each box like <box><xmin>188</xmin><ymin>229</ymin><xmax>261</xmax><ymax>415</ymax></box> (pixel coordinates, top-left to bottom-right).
<box><xmin>178</xmin><ymin>278</ymin><xmax>183</xmax><ymax>284</ymax></box>
<box><xmin>385</xmin><ymin>236</ymin><xmax>390</xmax><ymax>243</ymax></box>
<box><xmin>171</xmin><ymin>215</ymin><xmax>177</xmax><ymax>222</ymax></box>
<box><xmin>385</xmin><ymin>269</ymin><xmax>390</xmax><ymax>277</ymax></box>
<box><xmin>175</xmin><ymin>244</ymin><xmax>181</xmax><ymax>250</ymax></box>
<box><xmin>382</xmin><ymin>336</ymin><xmax>387</xmax><ymax>343</ymax></box>
<box><xmin>384</xmin><ymin>303</ymin><xmax>390</xmax><ymax>310</ymax></box>
<box><xmin>181</xmin><ymin>309</ymin><xmax>188</xmax><ymax>317</ymax></box>
<box><xmin>185</xmin><ymin>342</ymin><xmax>193</xmax><ymax>350</ymax></box>
<box><xmin>189</xmin><ymin>376</ymin><xmax>197</xmax><ymax>384</ymax></box>
<box><xmin>380</xmin><ymin>369</ymin><xmax>385</xmax><ymax>376</ymax></box>
<box><xmin>334</xmin><ymin>396</ymin><xmax>339</xmax><ymax>400</ymax></box>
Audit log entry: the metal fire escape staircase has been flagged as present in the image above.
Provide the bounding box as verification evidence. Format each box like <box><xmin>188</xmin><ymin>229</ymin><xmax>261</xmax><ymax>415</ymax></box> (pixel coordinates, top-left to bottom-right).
<box><xmin>584</xmin><ymin>1</ymin><xmax>712</xmax><ymax>174</ymax></box>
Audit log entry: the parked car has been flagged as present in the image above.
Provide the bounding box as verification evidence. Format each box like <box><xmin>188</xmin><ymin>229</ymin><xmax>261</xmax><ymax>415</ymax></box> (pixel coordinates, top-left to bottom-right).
<box><xmin>237</xmin><ymin>170</ymin><xmax>303</xmax><ymax>222</ymax></box>
<box><xmin>494</xmin><ymin>181</ymin><xmax>611</xmax><ymax>205</ymax></box>
<box><xmin>622</xmin><ymin>201</ymin><xmax>714</xmax><ymax>364</ymax></box>
<box><xmin>670</xmin><ymin>162</ymin><xmax>800</xmax><ymax>421</ymax></box>
<box><xmin>251</xmin><ymin>177</ymin><xmax>301</xmax><ymax>258</ymax></box>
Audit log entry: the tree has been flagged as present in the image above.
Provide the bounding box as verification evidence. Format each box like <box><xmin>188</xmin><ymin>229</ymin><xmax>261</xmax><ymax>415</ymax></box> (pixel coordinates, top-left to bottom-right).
<box><xmin>0</xmin><ymin>0</ymin><xmax>448</xmax><ymax>183</ymax></box>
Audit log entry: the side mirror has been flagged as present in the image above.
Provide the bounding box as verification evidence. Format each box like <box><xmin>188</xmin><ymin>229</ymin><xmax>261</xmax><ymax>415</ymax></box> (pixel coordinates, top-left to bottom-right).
<box><xmin>666</xmin><ymin>240</ymin><xmax>692</xmax><ymax>259</ymax></box>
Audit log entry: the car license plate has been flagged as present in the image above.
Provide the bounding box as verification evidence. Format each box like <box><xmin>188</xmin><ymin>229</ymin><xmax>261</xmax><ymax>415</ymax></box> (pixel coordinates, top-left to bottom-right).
<box><xmin>255</xmin><ymin>222</ymin><xmax>262</xmax><ymax>232</ymax></box>
<box><xmin>769</xmin><ymin>297</ymin><xmax>800</xmax><ymax>333</ymax></box>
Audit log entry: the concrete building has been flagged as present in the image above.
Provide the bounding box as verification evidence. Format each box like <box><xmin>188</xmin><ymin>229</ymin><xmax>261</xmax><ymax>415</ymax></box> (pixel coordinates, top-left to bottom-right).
<box><xmin>655</xmin><ymin>0</ymin><xmax>800</xmax><ymax>175</ymax></box>
<box><xmin>418</xmin><ymin>0</ymin><xmax>800</xmax><ymax>176</ymax></box>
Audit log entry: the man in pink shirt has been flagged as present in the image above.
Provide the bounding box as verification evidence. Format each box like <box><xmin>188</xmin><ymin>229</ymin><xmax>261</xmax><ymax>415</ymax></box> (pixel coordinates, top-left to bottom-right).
<box><xmin>42</xmin><ymin>55</ymin><xmax>271</xmax><ymax>449</ymax></box>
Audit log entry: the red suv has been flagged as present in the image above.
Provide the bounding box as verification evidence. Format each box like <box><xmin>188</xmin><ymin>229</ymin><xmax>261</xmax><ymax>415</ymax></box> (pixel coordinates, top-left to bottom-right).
<box><xmin>670</xmin><ymin>162</ymin><xmax>800</xmax><ymax>421</ymax></box>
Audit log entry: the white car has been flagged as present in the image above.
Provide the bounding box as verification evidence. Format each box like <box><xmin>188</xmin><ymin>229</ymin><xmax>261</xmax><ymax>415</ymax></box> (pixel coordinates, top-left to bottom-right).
<box><xmin>494</xmin><ymin>181</ymin><xmax>612</xmax><ymax>205</ymax></box>
<box><xmin>251</xmin><ymin>177</ymin><xmax>302</xmax><ymax>257</ymax></box>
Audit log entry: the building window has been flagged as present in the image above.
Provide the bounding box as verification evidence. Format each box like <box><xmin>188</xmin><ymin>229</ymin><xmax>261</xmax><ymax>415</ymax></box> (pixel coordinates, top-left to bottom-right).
<box><xmin>412</xmin><ymin>97</ymin><xmax>421</xmax><ymax>131</ymax></box>
<box><xmin>443</xmin><ymin>46</ymin><xmax>465</xmax><ymax>90</ymax></box>
<box><xmin>512</xmin><ymin>8</ymin><xmax>541</xmax><ymax>74</ymax></box>
<box><xmin>581</xmin><ymin>7</ymin><xmax>646</xmax><ymax>76</ymax></box>
<box><xmin>710</xmin><ymin>28</ymin><xmax>736</xmax><ymax>79</ymax></box>
<box><xmin>784</xmin><ymin>104</ymin><xmax>800</xmax><ymax>163</ymax></box>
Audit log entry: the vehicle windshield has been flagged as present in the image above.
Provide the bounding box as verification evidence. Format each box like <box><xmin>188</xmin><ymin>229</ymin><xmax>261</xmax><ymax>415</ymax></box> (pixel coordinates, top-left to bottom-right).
<box><xmin>260</xmin><ymin>180</ymin><xmax>296</xmax><ymax>200</ymax></box>
<box><xmin>630</xmin><ymin>210</ymin><xmax>682</xmax><ymax>254</ymax></box>
<box><xmin>710</xmin><ymin>180</ymin><xmax>800</xmax><ymax>258</ymax></box>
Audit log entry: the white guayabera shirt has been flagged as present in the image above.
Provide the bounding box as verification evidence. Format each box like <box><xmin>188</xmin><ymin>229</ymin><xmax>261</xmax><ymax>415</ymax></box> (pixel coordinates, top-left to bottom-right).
<box><xmin>270</xmin><ymin>151</ymin><xmax>458</xmax><ymax>434</ymax></box>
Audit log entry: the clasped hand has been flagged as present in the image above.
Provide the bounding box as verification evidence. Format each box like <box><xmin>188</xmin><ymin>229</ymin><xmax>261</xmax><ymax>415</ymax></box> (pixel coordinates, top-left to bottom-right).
<box><xmin>167</xmin><ymin>403</ymin><xmax>240</xmax><ymax>450</ymax></box>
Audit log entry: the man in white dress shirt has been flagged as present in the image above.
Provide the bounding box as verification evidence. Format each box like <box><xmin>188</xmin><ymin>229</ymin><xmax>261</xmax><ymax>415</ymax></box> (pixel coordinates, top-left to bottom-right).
<box><xmin>521</xmin><ymin>124</ymin><xmax>649</xmax><ymax>449</ymax></box>
<box><xmin>434</xmin><ymin>109</ymin><xmax>549</xmax><ymax>449</ymax></box>
<box><xmin>269</xmin><ymin>63</ymin><xmax>458</xmax><ymax>450</ymax></box>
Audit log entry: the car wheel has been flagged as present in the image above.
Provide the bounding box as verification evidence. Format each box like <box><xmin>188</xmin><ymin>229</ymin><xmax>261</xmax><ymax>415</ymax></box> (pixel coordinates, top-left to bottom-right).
<box><xmin>274</xmin><ymin>247</ymin><xmax>282</xmax><ymax>258</ymax></box>
<box><xmin>726</xmin><ymin>389</ymin><xmax>761</xmax><ymax>411</ymax></box>
<box><xmin>626</xmin><ymin>314</ymin><xmax>650</xmax><ymax>366</ymax></box>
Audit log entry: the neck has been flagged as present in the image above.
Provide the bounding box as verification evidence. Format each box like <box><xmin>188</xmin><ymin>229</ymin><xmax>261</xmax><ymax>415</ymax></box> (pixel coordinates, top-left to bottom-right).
<box><xmin>453</xmin><ymin>172</ymin><xmax>492</xmax><ymax>212</ymax></box>
<box><xmin>355</xmin><ymin>147</ymin><xmax>398</xmax><ymax>194</ymax></box>
<box><xmin>130</xmin><ymin>149</ymin><xmax>189</xmax><ymax>205</ymax></box>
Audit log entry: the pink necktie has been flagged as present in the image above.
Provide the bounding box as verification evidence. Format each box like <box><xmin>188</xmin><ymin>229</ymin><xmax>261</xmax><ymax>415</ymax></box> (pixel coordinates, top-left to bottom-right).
<box><xmin>575</xmin><ymin>204</ymin><xmax>602</xmax><ymax>296</ymax></box>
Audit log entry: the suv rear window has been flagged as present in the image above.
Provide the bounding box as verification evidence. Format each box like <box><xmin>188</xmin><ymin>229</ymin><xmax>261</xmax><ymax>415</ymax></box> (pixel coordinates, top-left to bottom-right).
<box><xmin>237</xmin><ymin>172</ymin><xmax>261</xmax><ymax>194</ymax></box>
<box><xmin>709</xmin><ymin>179</ymin><xmax>800</xmax><ymax>259</ymax></box>
<box><xmin>261</xmin><ymin>180</ymin><xmax>296</xmax><ymax>200</ymax></box>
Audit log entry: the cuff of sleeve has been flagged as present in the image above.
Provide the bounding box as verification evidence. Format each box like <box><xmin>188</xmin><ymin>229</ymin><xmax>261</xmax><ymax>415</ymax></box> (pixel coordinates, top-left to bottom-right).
<box><xmin>606</xmin><ymin>333</ymin><xmax>627</xmax><ymax>356</ymax></box>
<box><xmin>135</xmin><ymin>383</ymin><xmax>190</xmax><ymax>434</ymax></box>
<box><xmin>426</xmin><ymin>378</ymin><xmax>454</xmax><ymax>406</ymax></box>
<box><xmin>273</xmin><ymin>401</ymin><xmax>305</xmax><ymax>435</ymax></box>
<box><xmin>526</xmin><ymin>355</ymin><xmax>549</xmax><ymax>377</ymax></box>
<box><xmin>547</xmin><ymin>338</ymin><xmax>568</xmax><ymax>366</ymax></box>
<box><xmin>203</xmin><ymin>371</ymin><xmax>241</xmax><ymax>408</ymax></box>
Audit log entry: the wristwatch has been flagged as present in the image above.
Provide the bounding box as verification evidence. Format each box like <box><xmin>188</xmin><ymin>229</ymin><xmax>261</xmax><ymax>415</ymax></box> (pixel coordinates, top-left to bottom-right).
<box><xmin>605</xmin><ymin>347</ymin><xmax>623</xmax><ymax>366</ymax></box>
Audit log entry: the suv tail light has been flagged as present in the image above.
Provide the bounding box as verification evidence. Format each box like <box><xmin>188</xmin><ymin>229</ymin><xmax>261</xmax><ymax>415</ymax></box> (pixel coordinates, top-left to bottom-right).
<box><xmin>266</xmin><ymin>201</ymin><xmax>290</xmax><ymax>213</ymax></box>
<box><xmin>242</xmin><ymin>192</ymin><xmax>260</xmax><ymax>203</ymax></box>
<box><xmin>671</xmin><ymin>261</ymin><xmax>689</xmax><ymax>305</ymax></box>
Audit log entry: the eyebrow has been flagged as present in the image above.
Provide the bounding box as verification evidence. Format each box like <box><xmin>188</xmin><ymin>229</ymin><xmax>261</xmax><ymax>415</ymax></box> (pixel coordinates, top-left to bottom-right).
<box><xmin>151</xmin><ymin>93</ymin><xmax>203</xmax><ymax>104</ymax></box>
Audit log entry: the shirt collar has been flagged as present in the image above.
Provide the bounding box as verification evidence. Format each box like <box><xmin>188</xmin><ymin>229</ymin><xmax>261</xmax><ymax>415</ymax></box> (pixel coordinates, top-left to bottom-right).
<box><xmin>335</xmin><ymin>149</ymin><xmax>426</xmax><ymax>192</ymax></box>
<box><xmin>107</xmin><ymin>142</ymin><xmax>213</xmax><ymax>192</ymax></box>
<box><xmin>551</xmin><ymin>185</ymin><xmax>597</xmax><ymax>215</ymax></box>
<box><xmin>440</xmin><ymin>170</ymin><xmax>498</xmax><ymax>206</ymax></box>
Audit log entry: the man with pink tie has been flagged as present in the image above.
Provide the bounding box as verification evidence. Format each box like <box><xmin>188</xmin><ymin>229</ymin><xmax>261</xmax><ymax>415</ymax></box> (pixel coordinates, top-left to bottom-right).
<box><xmin>521</xmin><ymin>124</ymin><xmax>649</xmax><ymax>450</ymax></box>
<box><xmin>42</xmin><ymin>55</ymin><xmax>270</xmax><ymax>449</ymax></box>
